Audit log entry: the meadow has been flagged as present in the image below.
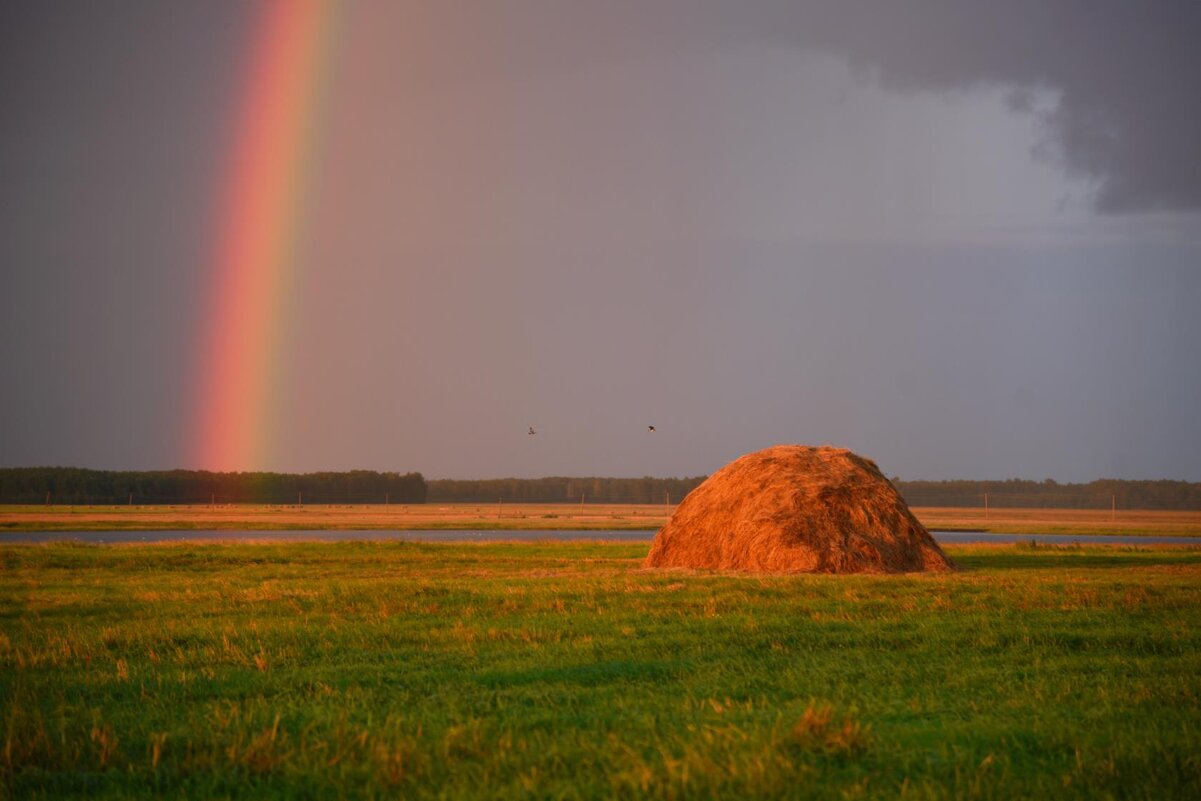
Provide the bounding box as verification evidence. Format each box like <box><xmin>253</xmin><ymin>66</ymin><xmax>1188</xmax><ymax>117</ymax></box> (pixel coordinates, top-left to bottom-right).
<box><xmin>2</xmin><ymin>541</ymin><xmax>1199</xmax><ymax>799</ymax></box>
<box><xmin>4</xmin><ymin>503</ymin><xmax>1201</xmax><ymax>537</ymax></box>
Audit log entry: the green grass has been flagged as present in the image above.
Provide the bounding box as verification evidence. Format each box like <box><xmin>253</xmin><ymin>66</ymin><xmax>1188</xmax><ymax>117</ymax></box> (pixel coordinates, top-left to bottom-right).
<box><xmin>2</xmin><ymin>542</ymin><xmax>1199</xmax><ymax>799</ymax></box>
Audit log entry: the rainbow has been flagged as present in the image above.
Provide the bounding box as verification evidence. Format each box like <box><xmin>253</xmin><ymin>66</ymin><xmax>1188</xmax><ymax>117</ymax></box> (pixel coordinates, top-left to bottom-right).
<box><xmin>192</xmin><ymin>0</ymin><xmax>337</xmax><ymax>470</ymax></box>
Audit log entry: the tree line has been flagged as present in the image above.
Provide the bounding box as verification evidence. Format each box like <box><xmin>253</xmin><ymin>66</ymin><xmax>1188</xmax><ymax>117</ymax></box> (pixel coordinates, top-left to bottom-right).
<box><xmin>426</xmin><ymin>475</ymin><xmax>1200</xmax><ymax>509</ymax></box>
<box><xmin>0</xmin><ymin>468</ymin><xmax>426</xmax><ymax>505</ymax></box>
<box><xmin>2</xmin><ymin>468</ymin><xmax>1198</xmax><ymax>510</ymax></box>
<box><xmin>427</xmin><ymin>476</ymin><xmax>706</xmax><ymax>505</ymax></box>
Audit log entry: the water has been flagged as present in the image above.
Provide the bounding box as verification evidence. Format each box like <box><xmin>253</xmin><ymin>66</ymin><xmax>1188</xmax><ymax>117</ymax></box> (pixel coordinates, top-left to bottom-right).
<box><xmin>3</xmin><ymin>529</ymin><xmax>1200</xmax><ymax>547</ymax></box>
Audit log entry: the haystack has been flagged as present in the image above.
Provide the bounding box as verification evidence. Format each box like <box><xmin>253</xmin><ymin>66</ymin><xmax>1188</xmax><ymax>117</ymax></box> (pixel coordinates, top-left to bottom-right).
<box><xmin>644</xmin><ymin>445</ymin><xmax>953</xmax><ymax>574</ymax></box>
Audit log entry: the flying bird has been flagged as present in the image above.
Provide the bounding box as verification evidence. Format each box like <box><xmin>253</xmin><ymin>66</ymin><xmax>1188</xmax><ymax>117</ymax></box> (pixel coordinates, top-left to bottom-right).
<box><xmin>528</xmin><ymin>427</ymin><xmax>536</xmax><ymax>435</ymax></box>
<box><xmin>647</xmin><ymin>425</ymin><xmax>656</xmax><ymax>432</ymax></box>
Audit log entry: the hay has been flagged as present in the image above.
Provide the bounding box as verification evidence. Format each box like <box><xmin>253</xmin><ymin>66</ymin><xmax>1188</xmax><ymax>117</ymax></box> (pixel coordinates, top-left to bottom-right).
<box><xmin>644</xmin><ymin>445</ymin><xmax>953</xmax><ymax>574</ymax></box>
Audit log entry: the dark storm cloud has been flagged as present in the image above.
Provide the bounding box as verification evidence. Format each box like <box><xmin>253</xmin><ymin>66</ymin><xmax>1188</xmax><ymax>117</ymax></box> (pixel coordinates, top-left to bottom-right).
<box><xmin>758</xmin><ymin>0</ymin><xmax>1201</xmax><ymax>213</ymax></box>
<box><xmin>470</xmin><ymin>0</ymin><xmax>1201</xmax><ymax>214</ymax></box>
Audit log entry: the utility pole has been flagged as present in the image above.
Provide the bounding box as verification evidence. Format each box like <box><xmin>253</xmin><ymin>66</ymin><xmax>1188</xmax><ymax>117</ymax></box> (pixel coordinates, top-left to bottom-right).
<box><xmin>45</xmin><ymin>491</ymin><xmax>50</xmax><ymax>506</ymax></box>
<box><xmin>984</xmin><ymin>492</ymin><xmax>989</xmax><ymax>520</ymax></box>
<box><xmin>497</xmin><ymin>498</ymin><xmax>503</xmax><ymax>519</ymax></box>
<box><xmin>298</xmin><ymin>491</ymin><xmax>303</xmax><ymax>506</ymax></box>
<box><xmin>128</xmin><ymin>492</ymin><xmax>133</xmax><ymax>506</ymax></box>
<box><xmin>1112</xmin><ymin>493</ymin><xmax>1116</xmax><ymax>521</ymax></box>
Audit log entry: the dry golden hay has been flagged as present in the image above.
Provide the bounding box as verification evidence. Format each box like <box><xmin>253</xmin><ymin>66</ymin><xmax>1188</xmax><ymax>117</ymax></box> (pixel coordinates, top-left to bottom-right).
<box><xmin>644</xmin><ymin>445</ymin><xmax>954</xmax><ymax>574</ymax></box>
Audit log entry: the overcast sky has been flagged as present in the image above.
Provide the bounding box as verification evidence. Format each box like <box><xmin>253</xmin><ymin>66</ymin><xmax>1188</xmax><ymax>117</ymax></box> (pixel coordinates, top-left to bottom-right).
<box><xmin>2</xmin><ymin>1</ymin><xmax>1199</xmax><ymax>481</ymax></box>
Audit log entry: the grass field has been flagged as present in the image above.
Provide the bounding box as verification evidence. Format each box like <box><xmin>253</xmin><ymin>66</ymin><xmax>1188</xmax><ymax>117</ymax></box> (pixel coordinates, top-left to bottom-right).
<box><xmin>3</xmin><ymin>503</ymin><xmax>1201</xmax><ymax>537</ymax></box>
<box><xmin>2</xmin><ymin>541</ymin><xmax>1199</xmax><ymax>799</ymax></box>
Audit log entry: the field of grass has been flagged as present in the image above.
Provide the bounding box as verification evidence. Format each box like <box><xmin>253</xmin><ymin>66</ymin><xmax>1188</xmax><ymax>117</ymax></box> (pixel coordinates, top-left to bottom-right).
<box><xmin>2</xmin><ymin>541</ymin><xmax>1199</xmax><ymax>799</ymax></box>
<box><xmin>914</xmin><ymin>507</ymin><xmax>1201</xmax><ymax>537</ymax></box>
<box><xmin>0</xmin><ymin>504</ymin><xmax>668</xmax><ymax>533</ymax></box>
<box><xmin>3</xmin><ymin>503</ymin><xmax>1201</xmax><ymax>537</ymax></box>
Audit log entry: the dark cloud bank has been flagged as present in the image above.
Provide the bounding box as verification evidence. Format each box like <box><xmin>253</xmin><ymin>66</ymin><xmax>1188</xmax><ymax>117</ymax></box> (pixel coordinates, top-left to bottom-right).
<box><xmin>518</xmin><ymin>0</ymin><xmax>1201</xmax><ymax>213</ymax></box>
<box><xmin>769</xmin><ymin>0</ymin><xmax>1201</xmax><ymax>213</ymax></box>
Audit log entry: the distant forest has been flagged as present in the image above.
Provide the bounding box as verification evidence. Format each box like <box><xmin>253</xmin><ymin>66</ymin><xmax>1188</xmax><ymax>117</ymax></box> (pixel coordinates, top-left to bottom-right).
<box><xmin>427</xmin><ymin>476</ymin><xmax>1201</xmax><ymax>510</ymax></box>
<box><xmin>427</xmin><ymin>477</ymin><xmax>705</xmax><ymax>505</ymax></box>
<box><xmin>2</xmin><ymin>468</ymin><xmax>1199</xmax><ymax>510</ymax></box>
<box><xmin>0</xmin><ymin>468</ymin><xmax>426</xmax><ymax>505</ymax></box>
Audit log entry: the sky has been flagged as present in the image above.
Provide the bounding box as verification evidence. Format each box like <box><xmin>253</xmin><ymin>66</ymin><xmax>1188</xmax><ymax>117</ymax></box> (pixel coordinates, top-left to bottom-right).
<box><xmin>1</xmin><ymin>0</ymin><xmax>1199</xmax><ymax>482</ymax></box>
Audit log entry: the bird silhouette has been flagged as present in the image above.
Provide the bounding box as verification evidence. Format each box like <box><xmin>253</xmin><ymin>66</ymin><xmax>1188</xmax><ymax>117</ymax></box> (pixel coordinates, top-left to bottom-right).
<box><xmin>528</xmin><ymin>427</ymin><xmax>536</xmax><ymax>435</ymax></box>
<box><xmin>647</xmin><ymin>425</ymin><xmax>656</xmax><ymax>432</ymax></box>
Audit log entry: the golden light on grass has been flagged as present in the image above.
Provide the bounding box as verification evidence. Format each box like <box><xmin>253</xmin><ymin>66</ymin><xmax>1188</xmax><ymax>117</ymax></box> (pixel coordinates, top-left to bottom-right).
<box><xmin>2</xmin><ymin>540</ymin><xmax>1199</xmax><ymax>796</ymax></box>
<box><xmin>783</xmin><ymin>704</ymin><xmax>871</xmax><ymax>756</ymax></box>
